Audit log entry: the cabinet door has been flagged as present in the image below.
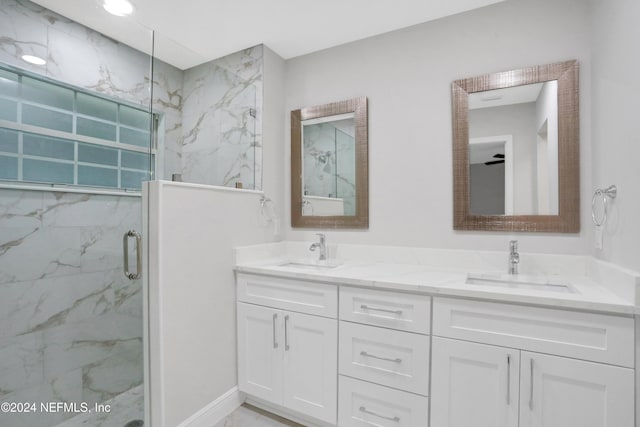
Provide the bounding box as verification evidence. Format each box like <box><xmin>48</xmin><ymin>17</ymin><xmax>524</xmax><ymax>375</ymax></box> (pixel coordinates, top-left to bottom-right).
<box><xmin>237</xmin><ymin>302</ymin><xmax>283</xmax><ymax>405</ymax></box>
<box><xmin>519</xmin><ymin>352</ymin><xmax>634</xmax><ymax>427</ymax></box>
<box><xmin>282</xmin><ymin>311</ymin><xmax>337</xmax><ymax>424</ymax></box>
<box><xmin>431</xmin><ymin>337</ymin><xmax>519</xmax><ymax>427</ymax></box>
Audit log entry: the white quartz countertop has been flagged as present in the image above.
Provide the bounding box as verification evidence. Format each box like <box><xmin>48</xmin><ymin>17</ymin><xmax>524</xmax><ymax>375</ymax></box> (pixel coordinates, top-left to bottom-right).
<box><xmin>235</xmin><ymin>259</ymin><xmax>636</xmax><ymax>315</ymax></box>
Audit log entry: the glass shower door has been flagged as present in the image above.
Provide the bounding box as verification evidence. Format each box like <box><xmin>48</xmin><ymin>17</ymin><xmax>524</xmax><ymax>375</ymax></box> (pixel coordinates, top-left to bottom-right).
<box><xmin>0</xmin><ymin>1</ymin><xmax>153</xmax><ymax>426</ymax></box>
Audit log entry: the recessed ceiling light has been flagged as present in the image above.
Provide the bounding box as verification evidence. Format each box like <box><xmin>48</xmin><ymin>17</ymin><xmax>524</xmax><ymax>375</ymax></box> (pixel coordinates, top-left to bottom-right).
<box><xmin>21</xmin><ymin>55</ymin><xmax>46</xmax><ymax>66</ymax></box>
<box><xmin>103</xmin><ymin>0</ymin><xmax>134</xmax><ymax>16</ymax></box>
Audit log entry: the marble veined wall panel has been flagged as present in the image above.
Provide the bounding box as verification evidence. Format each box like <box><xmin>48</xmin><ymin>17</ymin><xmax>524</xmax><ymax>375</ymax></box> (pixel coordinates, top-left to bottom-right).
<box><xmin>182</xmin><ymin>45</ymin><xmax>263</xmax><ymax>189</ymax></box>
<box><xmin>0</xmin><ymin>1</ymin><xmax>264</xmax><ymax>187</ymax></box>
<box><xmin>152</xmin><ymin>60</ymin><xmax>185</xmax><ymax>179</ymax></box>
<box><xmin>0</xmin><ymin>2</ymin><xmax>263</xmax><ymax>424</ymax></box>
<box><xmin>1</xmin><ymin>0</ymin><xmax>263</xmax><ymax>187</ymax></box>
<box><xmin>0</xmin><ymin>0</ymin><xmax>149</xmax><ymax>106</ymax></box>
<box><xmin>0</xmin><ymin>1</ymin><xmax>169</xmax><ymax>421</ymax></box>
<box><xmin>0</xmin><ymin>0</ymin><xmax>184</xmax><ymax>180</ymax></box>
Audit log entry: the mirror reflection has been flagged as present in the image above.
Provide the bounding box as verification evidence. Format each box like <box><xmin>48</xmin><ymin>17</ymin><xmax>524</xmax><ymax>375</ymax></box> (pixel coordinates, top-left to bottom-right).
<box><xmin>452</xmin><ymin>60</ymin><xmax>579</xmax><ymax>233</ymax></box>
<box><xmin>468</xmin><ymin>81</ymin><xmax>559</xmax><ymax>216</ymax></box>
<box><xmin>302</xmin><ymin>113</ymin><xmax>356</xmax><ymax>216</ymax></box>
<box><xmin>291</xmin><ymin>96</ymin><xmax>368</xmax><ymax>229</ymax></box>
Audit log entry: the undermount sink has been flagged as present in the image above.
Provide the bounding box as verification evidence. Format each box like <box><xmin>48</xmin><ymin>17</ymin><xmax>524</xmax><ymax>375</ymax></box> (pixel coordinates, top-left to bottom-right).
<box><xmin>465</xmin><ymin>273</ymin><xmax>577</xmax><ymax>294</ymax></box>
<box><xmin>277</xmin><ymin>259</ymin><xmax>343</xmax><ymax>270</ymax></box>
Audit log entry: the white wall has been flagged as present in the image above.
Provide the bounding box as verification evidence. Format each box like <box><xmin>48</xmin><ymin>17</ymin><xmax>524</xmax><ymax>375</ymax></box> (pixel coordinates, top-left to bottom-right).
<box><xmin>262</xmin><ymin>46</ymin><xmax>286</xmax><ymax>231</ymax></box>
<box><xmin>143</xmin><ymin>46</ymin><xmax>286</xmax><ymax>427</ymax></box>
<box><xmin>283</xmin><ymin>0</ymin><xmax>592</xmax><ymax>254</ymax></box>
<box><xmin>590</xmin><ymin>0</ymin><xmax>640</xmax><ymax>272</ymax></box>
<box><xmin>535</xmin><ymin>81</ymin><xmax>559</xmax><ymax>214</ymax></box>
<box><xmin>145</xmin><ymin>182</ymin><xmax>279</xmax><ymax>427</ymax></box>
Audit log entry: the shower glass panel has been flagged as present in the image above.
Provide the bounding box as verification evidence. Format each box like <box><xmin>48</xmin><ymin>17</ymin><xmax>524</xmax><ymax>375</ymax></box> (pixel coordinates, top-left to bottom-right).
<box><xmin>0</xmin><ymin>1</ymin><xmax>153</xmax><ymax>426</ymax></box>
<box><xmin>176</xmin><ymin>44</ymin><xmax>263</xmax><ymax>190</ymax></box>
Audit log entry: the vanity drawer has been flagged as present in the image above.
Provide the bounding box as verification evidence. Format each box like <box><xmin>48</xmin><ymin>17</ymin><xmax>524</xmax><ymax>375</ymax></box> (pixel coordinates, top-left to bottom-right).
<box><xmin>236</xmin><ymin>273</ymin><xmax>337</xmax><ymax>318</ymax></box>
<box><xmin>432</xmin><ymin>297</ymin><xmax>634</xmax><ymax>367</ymax></box>
<box><xmin>339</xmin><ymin>321</ymin><xmax>429</xmax><ymax>396</ymax></box>
<box><xmin>340</xmin><ymin>287</ymin><xmax>431</xmax><ymax>334</ymax></box>
<box><xmin>338</xmin><ymin>376</ymin><xmax>429</xmax><ymax>427</ymax></box>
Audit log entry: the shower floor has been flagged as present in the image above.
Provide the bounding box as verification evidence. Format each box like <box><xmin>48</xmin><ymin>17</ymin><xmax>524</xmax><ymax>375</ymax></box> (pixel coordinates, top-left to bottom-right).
<box><xmin>55</xmin><ymin>385</ymin><xmax>144</xmax><ymax>427</ymax></box>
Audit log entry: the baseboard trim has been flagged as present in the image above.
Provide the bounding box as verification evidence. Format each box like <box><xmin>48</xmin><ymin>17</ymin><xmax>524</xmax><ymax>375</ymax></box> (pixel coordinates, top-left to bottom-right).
<box><xmin>178</xmin><ymin>387</ymin><xmax>245</xmax><ymax>427</ymax></box>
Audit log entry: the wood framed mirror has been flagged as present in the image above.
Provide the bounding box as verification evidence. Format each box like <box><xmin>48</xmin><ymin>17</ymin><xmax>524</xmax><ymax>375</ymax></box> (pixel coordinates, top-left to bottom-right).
<box><xmin>291</xmin><ymin>97</ymin><xmax>368</xmax><ymax>228</ymax></box>
<box><xmin>452</xmin><ymin>60</ymin><xmax>579</xmax><ymax>232</ymax></box>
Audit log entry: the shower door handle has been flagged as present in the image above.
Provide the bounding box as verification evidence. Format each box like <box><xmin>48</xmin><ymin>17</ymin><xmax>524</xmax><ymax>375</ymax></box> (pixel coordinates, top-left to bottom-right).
<box><xmin>123</xmin><ymin>230</ymin><xmax>142</xmax><ymax>280</ymax></box>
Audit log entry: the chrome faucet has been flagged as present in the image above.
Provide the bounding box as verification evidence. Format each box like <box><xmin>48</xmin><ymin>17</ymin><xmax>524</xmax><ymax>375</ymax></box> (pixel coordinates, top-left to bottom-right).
<box><xmin>309</xmin><ymin>233</ymin><xmax>327</xmax><ymax>261</ymax></box>
<box><xmin>508</xmin><ymin>240</ymin><xmax>519</xmax><ymax>275</ymax></box>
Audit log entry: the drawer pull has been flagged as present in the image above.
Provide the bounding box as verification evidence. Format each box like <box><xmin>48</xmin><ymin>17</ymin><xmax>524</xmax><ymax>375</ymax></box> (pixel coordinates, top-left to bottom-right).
<box><xmin>272</xmin><ymin>313</ymin><xmax>278</xmax><ymax>349</ymax></box>
<box><xmin>529</xmin><ymin>358</ymin><xmax>534</xmax><ymax>410</ymax></box>
<box><xmin>360</xmin><ymin>351</ymin><xmax>402</xmax><ymax>364</ymax></box>
<box><xmin>359</xmin><ymin>406</ymin><xmax>400</xmax><ymax>422</ymax></box>
<box><xmin>506</xmin><ymin>355</ymin><xmax>511</xmax><ymax>405</ymax></box>
<box><xmin>360</xmin><ymin>304</ymin><xmax>403</xmax><ymax>315</ymax></box>
<box><xmin>284</xmin><ymin>315</ymin><xmax>290</xmax><ymax>351</ymax></box>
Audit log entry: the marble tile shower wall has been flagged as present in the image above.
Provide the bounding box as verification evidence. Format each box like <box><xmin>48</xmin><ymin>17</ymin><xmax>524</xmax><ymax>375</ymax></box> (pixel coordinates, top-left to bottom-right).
<box><xmin>0</xmin><ymin>0</ymin><xmax>185</xmax><ymax>177</ymax></box>
<box><xmin>0</xmin><ymin>0</ymin><xmax>264</xmax><ymax>188</ymax></box>
<box><xmin>181</xmin><ymin>45</ymin><xmax>263</xmax><ymax>189</ymax></box>
<box><xmin>0</xmin><ymin>0</ymin><xmax>153</xmax><ymax>104</ymax></box>
<box><xmin>152</xmin><ymin>59</ymin><xmax>185</xmax><ymax>181</ymax></box>
<box><xmin>0</xmin><ymin>0</ymin><xmax>176</xmax><ymax>425</ymax></box>
<box><xmin>0</xmin><ymin>2</ymin><xmax>262</xmax><ymax>423</ymax></box>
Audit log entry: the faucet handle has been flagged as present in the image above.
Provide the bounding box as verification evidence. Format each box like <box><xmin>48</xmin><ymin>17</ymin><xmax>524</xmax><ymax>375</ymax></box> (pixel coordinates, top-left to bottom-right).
<box><xmin>509</xmin><ymin>240</ymin><xmax>518</xmax><ymax>251</ymax></box>
<box><xmin>316</xmin><ymin>233</ymin><xmax>325</xmax><ymax>242</ymax></box>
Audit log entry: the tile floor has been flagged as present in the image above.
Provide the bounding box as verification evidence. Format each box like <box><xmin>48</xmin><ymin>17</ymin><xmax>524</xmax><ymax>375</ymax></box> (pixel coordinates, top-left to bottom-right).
<box><xmin>56</xmin><ymin>393</ymin><xmax>299</xmax><ymax>427</ymax></box>
<box><xmin>56</xmin><ymin>385</ymin><xmax>144</xmax><ymax>427</ymax></box>
<box><xmin>213</xmin><ymin>404</ymin><xmax>303</xmax><ymax>427</ymax></box>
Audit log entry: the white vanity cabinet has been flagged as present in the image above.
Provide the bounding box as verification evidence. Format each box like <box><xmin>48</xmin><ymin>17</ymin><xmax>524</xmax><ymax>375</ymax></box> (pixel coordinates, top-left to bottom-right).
<box><xmin>519</xmin><ymin>351</ymin><xmax>634</xmax><ymax>427</ymax></box>
<box><xmin>430</xmin><ymin>297</ymin><xmax>635</xmax><ymax>427</ymax></box>
<box><xmin>430</xmin><ymin>337</ymin><xmax>519</xmax><ymax>427</ymax></box>
<box><xmin>338</xmin><ymin>287</ymin><xmax>431</xmax><ymax>427</ymax></box>
<box><xmin>236</xmin><ymin>274</ymin><xmax>338</xmax><ymax>424</ymax></box>
<box><xmin>235</xmin><ymin>271</ymin><xmax>636</xmax><ymax>427</ymax></box>
<box><xmin>237</xmin><ymin>303</ymin><xmax>283</xmax><ymax>403</ymax></box>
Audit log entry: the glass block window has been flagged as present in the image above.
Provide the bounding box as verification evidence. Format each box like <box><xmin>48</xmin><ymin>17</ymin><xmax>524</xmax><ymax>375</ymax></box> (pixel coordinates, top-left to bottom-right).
<box><xmin>0</xmin><ymin>65</ymin><xmax>157</xmax><ymax>191</ymax></box>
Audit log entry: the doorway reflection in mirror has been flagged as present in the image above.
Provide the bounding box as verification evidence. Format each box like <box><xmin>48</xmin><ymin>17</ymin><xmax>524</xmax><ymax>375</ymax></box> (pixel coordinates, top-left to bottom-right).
<box><xmin>468</xmin><ymin>81</ymin><xmax>558</xmax><ymax>216</ymax></box>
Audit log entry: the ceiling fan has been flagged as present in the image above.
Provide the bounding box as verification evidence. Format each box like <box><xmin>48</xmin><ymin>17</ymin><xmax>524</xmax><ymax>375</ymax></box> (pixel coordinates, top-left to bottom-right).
<box><xmin>484</xmin><ymin>153</ymin><xmax>504</xmax><ymax>166</ymax></box>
